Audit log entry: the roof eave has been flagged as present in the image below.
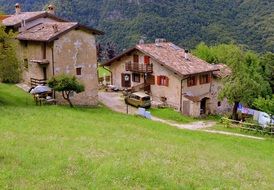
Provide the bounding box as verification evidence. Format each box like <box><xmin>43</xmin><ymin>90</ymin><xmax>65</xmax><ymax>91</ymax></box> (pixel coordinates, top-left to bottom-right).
<box><xmin>102</xmin><ymin>47</ymin><xmax>136</xmax><ymax>66</ymax></box>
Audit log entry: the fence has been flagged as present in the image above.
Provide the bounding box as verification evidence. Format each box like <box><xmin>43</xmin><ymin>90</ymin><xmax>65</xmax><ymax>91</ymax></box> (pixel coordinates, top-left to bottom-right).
<box><xmin>221</xmin><ymin>117</ymin><xmax>274</xmax><ymax>136</ymax></box>
<box><xmin>98</xmin><ymin>76</ymin><xmax>111</xmax><ymax>85</ymax></box>
<box><xmin>30</xmin><ymin>78</ymin><xmax>47</xmax><ymax>87</ymax></box>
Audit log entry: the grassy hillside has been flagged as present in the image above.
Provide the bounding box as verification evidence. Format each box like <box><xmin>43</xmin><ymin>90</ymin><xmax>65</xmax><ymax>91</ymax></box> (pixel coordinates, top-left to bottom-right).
<box><xmin>0</xmin><ymin>83</ymin><xmax>274</xmax><ymax>189</ymax></box>
<box><xmin>0</xmin><ymin>0</ymin><xmax>273</xmax><ymax>52</ymax></box>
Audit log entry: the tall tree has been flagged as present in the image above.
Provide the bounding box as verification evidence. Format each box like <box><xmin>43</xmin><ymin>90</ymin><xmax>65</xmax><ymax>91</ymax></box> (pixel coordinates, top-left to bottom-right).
<box><xmin>194</xmin><ymin>43</ymin><xmax>271</xmax><ymax>120</ymax></box>
<box><xmin>253</xmin><ymin>95</ymin><xmax>274</xmax><ymax>116</ymax></box>
<box><xmin>105</xmin><ymin>42</ymin><xmax>117</xmax><ymax>60</ymax></box>
<box><xmin>0</xmin><ymin>25</ymin><xmax>21</xmax><ymax>83</ymax></box>
<box><xmin>260</xmin><ymin>52</ymin><xmax>274</xmax><ymax>93</ymax></box>
<box><xmin>217</xmin><ymin>46</ymin><xmax>271</xmax><ymax>120</ymax></box>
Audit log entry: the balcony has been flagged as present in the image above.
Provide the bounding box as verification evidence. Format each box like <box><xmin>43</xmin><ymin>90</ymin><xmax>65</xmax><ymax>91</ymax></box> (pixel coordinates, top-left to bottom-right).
<box><xmin>125</xmin><ymin>62</ymin><xmax>153</xmax><ymax>73</ymax></box>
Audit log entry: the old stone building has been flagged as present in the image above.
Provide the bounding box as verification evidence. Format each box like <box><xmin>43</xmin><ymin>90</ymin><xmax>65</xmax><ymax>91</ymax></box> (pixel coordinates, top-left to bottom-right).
<box><xmin>103</xmin><ymin>40</ymin><xmax>231</xmax><ymax>117</ymax></box>
<box><xmin>2</xmin><ymin>3</ymin><xmax>103</xmax><ymax>106</ymax></box>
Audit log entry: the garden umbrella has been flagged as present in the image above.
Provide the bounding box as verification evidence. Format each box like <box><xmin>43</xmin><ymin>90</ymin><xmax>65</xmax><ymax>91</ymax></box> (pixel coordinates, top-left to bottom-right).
<box><xmin>30</xmin><ymin>85</ymin><xmax>51</xmax><ymax>94</ymax></box>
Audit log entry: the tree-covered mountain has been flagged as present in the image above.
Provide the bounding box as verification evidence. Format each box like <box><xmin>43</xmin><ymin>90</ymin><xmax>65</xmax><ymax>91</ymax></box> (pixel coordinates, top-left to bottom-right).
<box><xmin>1</xmin><ymin>0</ymin><xmax>273</xmax><ymax>52</ymax></box>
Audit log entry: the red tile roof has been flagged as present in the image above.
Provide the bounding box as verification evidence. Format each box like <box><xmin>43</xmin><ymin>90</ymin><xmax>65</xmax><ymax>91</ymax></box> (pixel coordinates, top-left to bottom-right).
<box><xmin>17</xmin><ymin>22</ymin><xmax>78</xmax><ymax>42</ymax></box>
<box><xmin>2</xmin><ymin>12</ymin><xmax>103</xmax><ymax>35</ymax></box>
<box><xmin>104</xmin><ymin>42</ymin><xmax>218</xmax><ymax>76</ymax></box>
<box><xmin>0</xmin><ymin>15</ymin><xmax>10</xmax><ymax>22</ymax></box>
<box><xmin>2</xmin><ymin>11</ymin><xmax>46</xmax><ymax>26</ymax></box>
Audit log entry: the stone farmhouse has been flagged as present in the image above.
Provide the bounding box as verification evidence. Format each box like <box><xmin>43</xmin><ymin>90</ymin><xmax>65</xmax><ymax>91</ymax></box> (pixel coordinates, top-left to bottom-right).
<box><xmin>1</xmin><ymin>3</ymin><xmax>103</xmax><ymax>106</ymax></box>
<box><xmin>103</xmin><ymin>40</ymin><xmax>231</xmax><ymax>117</ymax></box>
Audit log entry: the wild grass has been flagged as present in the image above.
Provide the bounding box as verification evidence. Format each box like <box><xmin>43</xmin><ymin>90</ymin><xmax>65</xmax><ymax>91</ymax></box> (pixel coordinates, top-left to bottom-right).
<box><xmin>98</xmin><ymin>66</ymin><xmax>110</xmax><ymax>78</ymax></box>
<box><xmin>149</xmin><ymin>107</ymin><xmax>197</xmax><ymax>124</ymax></box>
<box><xmin>0</xmin><ymin>84</ymin><xmax>274</xmax><ymax>189</ymax></box>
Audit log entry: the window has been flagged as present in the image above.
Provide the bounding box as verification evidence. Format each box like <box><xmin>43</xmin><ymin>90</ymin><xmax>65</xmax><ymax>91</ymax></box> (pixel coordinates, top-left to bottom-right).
<box><xmin>42</xmin><ymin>42</ymin><xmax>47</xmax><ymax>59</ymax></box>
<box><xmin>144</xmin><ymin>56</ymin><xmax>150</xmax><ymax>64</ymax></box>
<box><xmin>147</xmin><ymin>75</ymin><xmax>155</xmax><ymax>85</ymax></box>
<box><xmin>218</xmin><ymin>101</ymin><xmax>221</xmax><ymax>107</ymax></box>
<box><xmin>187</xmin><ymin>76</ymin><xmax>197</xmax><ymax>87</ymax></box>
<box><xmin>157</xmin><ymin>76</ymin><xmax>169</xmax><ymax>86</ymax></box>
<box><xmin>23</xmin><ymin>59</ymin><xmax>28</xmax><ymax>69</ymax></box>
<box><xmin>133</xmin><ymin>54</ymin><xmax>139</xmax><ymax>63</ymax></box>
<box><xmin>199</xmin><ymin>74</ymin><xmax>211</xmax><ymax>84</ymax></box>
<box><xmin>76</xmin><ymin>67</ymin><xmax>82</xmax><ymax>75</ymax></box>
<box><xmin>23</xmin><ymin>41</ymin><xmax>28</xmax><ymax>47</ymax></box>
<box><xmin>132</xmin><ymin>73</ymin><xmax>140</xmax><ymax>83</ymax></box>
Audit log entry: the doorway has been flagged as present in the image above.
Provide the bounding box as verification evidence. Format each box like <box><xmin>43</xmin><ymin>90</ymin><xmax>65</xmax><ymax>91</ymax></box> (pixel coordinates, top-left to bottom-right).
<box><xmin>200</xmin><ymin>97</ymin><xmax>209</xmax><ymax>115</ymax></box>
<box><xmin>121</xmin><ymin>73</ymin><xmax>131</xmax><ymax>88</ymax></box>
<box><xmin>42</xmin><ymin>67</ymin><xmax>47</xmax><ymax>80</ymax></box>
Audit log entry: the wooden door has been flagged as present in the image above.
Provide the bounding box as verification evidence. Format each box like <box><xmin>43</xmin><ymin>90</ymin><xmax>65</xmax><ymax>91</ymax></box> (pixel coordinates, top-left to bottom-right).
<box><xmin>183</xmin><ymin>101</ymin><xmax>190</xmax><ymax>115</ymax></box>
<box><xmin>121</xmin><ymin>73</ymin><xmax>131</xmax><ymax>88</ymax></box>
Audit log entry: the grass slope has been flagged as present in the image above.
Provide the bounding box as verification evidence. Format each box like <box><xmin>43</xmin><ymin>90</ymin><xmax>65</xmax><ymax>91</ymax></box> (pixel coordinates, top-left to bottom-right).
<box><xmin>0</xmin><ymin>84</ymin><xmax>273</xmax><ymax>189</ymax></box>
<box><xmin>149</xmin><ymin>108</ymin><xmax>197</xmax><ymax>124</ymax></box>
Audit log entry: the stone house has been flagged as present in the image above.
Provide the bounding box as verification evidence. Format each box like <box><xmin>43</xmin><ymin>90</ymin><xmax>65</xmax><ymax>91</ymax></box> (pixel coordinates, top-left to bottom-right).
<box><xmin>103</xmin><ymin>40</ymin><xmax>231</xmax><ymax>117</ymax></box>
<box><xmin>1</xmin><ymin>3</ymin><xmax>103</xmax><ymax>106</ymax></box>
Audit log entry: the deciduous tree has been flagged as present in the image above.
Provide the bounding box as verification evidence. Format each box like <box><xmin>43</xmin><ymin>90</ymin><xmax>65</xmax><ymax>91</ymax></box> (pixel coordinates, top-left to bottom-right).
<box><xmin>48</xmin><ymin>75</ymin><xmax>85</xmax><ymax>107</ymax></box>
<box><xmin>0</xmin><ymin>25</ymin><xmax>21</xmax><ymax>83</ymax></box>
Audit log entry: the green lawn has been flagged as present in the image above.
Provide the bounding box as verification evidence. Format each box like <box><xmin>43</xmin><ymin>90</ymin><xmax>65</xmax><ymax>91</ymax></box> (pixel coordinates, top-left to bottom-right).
<box><xmin>98</xmin><ymin>66</ymin><xmax>110</xmax><ymax>78</ymax></box>
<box><xmin>149</xmin><ymin>108</ymin><xmax>197</xmax><ymax>124</ymax></box>
<box><xmin>210</xmin><ymin>123</ymin><xmax>274</xmax><ymax>138</ymax></box>
<box><xmin>0</xmin><ymin>84</ymin><xmax>274</xmax><ymax>189</ymax></box>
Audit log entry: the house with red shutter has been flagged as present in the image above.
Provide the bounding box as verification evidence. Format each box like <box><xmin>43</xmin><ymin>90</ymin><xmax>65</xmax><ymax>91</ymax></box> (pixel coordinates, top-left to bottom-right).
<box><xmin>103</xmin><ymin>40</ymin><xmax>231</xmax><ymax>117</ymax></box>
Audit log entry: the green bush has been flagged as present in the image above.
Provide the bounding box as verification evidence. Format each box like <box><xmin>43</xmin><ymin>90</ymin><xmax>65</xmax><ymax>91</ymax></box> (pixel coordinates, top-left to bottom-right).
<box><xmin>48</xmin><ymin>74</ymin><xmax>85</xmax><ymax>107</ymax></box>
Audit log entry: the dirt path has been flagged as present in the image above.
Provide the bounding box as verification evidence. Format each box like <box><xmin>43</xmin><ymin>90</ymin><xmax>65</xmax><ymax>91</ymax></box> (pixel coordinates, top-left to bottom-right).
<box><xmin>151</xmin><ymin>117</ymin><xmax>216</xmax><ymax>130</ymax></box>
<box><xmin>99</xmin><ymin>91</ymin><xmax>265</xmax><ymax>140</ymax></box>
<box><xmin>99</xmin><ymin>91</ymin><xmax>138</xmax><ymax>114</ymax></box>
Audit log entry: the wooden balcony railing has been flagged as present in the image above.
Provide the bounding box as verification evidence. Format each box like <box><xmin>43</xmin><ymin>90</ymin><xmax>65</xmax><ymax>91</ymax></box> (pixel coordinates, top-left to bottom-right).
<box><xmin>125</xmin><ymin>62</ymin><xmax>153</xmax><ymax>73</ymax></box>
<box><xmin>30</xmin><ymin>78</ymin><xmax>47</xmax><ymax>87</ymax></box>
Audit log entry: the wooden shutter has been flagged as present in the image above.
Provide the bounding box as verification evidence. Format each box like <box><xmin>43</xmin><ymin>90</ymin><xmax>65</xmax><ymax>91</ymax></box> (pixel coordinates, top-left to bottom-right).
<box><xmin>165</xmin><ymin>77</ymin><xmax>169</xmax><ymax>87</ymax></box>
<box><xmin>121</xmin><ymin>74</ymin><xmax>125</xmax><ymax>87</ymax></box>
<box><xmin>133</xmin><ymin>54</ymin><xmax>139</xmax><ymax>63</ymax></box>
<box><xmin>149</xmin><ymin>75</ymin><xmax>155</xmax><ymax>85</ymax></box>
<box><xmin>208</xmin><ymin>74</ymin><xmax>211</xmax><ymax>83</ymax></box>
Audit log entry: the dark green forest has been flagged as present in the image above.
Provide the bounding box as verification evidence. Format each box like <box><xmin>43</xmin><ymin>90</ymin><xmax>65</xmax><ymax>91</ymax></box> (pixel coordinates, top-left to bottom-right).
<box><xmin>0</xmin><ymin>0</ymin><xmax>273</xmax><ymax>52</ymax></box>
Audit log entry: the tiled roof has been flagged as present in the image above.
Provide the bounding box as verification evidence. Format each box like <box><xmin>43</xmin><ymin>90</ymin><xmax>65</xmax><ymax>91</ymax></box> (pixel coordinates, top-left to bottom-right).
<box><xmin>17</xmin><ymin>22</ymin><xmax>78</xmax><ymax>42</ymax></box>
<box><xmin>0</xmin><ymin>15</ymin><xmax>10</xmax><ymax>22</ymax></box>
<box><xmin>2</xmin><ymin>12</ymin><xmax>103</xmax><ymax>35</ymax></box>
<box><xmin>212</xmin><ymin>64</ymin><xmax>231</xmax><ymax>78</ymax></box>
<box><xmin>104</xmin><ymin>42</ymin><xmax>218</xmax><ymax>76</ymax></box>
<box><xmin>2</xmin><ymin>11</ymin><xmax>45</xmax><ymax>26</ymax></box>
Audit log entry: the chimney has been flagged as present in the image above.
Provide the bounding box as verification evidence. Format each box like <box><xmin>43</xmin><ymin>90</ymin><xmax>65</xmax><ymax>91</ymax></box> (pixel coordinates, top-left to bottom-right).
<box><xmin>139</xmin><ymin>39</ymin><xmax>145</xmax><ymax>45</ymax></box>
<box><xmin>47</xmin><ymin>4</ymin><xmax>55</xmax><ymax>14</ymax></box>
<box><xmin>184</xmin><ymin>49</ymin><xmax>189</xmax><ymax>60</ymax></box>
<box><xmin>52</xmin><ymin>24</ymin><xmax>58</xmax><ymax>33</ymax></box>
<box><xmin>15</xmin><ymin>3</ymin><xmax>21</xmax><ymax>14</ymax></box>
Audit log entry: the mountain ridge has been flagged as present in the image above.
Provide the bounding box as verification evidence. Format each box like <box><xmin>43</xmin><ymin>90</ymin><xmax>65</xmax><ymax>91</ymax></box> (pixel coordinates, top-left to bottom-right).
<box><xmin>0</xmin><ymin>0</ymin><xmax>273</xmax><ymax>52</ymax></box>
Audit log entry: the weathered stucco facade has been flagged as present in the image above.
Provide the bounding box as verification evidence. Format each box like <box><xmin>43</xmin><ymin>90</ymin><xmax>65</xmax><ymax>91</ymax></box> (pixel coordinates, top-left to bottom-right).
<box><xmin>3</xmin><ymin>4</ymin><xmax>102</xmax><ymax>106</ymax></box>
<box><xmin>105</xmin><ymin>42</ymin><xmax>232</xmax><ymax>117</ymax></box>
<box><xmin>53</xmin><ymin>30</ymin><xmax>98</xmax><ymax>105</ymax></box>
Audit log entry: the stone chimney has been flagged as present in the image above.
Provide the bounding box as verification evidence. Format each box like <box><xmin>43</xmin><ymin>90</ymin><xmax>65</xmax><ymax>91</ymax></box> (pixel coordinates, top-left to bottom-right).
<box><xmin>139</xmin><ymin>39</ymin><xmax>145</xmax><ymax>45</ymax></box>
<box><xmin>184</xmin><ymin>49</ymin><xmax>189</xmax><ymax>60</ymax></box>
<box><xmin>52</xmin><ymin>24</ymin><xmax>58</xmax><ymax>33</ymax></box>
<box><xmin>47</xmin><ymin>4</ymin><xmax>55</xmax><ymax>14</ymax></box>
<box><xmin>15</xmin><ymin>3</ymin><xmax>21</xmax><ymax>14</ymax></box>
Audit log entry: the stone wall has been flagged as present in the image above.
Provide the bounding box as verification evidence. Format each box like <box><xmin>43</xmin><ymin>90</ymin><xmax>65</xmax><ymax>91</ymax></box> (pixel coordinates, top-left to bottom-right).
<box><xmin>53</xmin><ymin>29</ymin><xmax>98</xmax><ymax>106</ymax></box>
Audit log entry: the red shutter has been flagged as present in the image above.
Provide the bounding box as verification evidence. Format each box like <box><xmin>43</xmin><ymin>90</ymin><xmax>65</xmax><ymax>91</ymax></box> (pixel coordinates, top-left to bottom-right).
<box><xmin>157</xmin><ymin>76</ymin><xmax>161</xmax><ymax>85</ymax></box>
<box><xmin>133</xmin><ymin>54</ymin><xmax>139</xmax><ymax>63</ymax></box>
<box><xmin>144</xmin><ymin>56</ymin><xmax>150</xmax><ymax>65</ymax></box>
<box><xmin>208</xmin><ymin>74</ymin><xmax>211</xmax><ymax>83</ymax></box>
<box><xmin>165</xmin><ymin>77</ymin><xmax>169</xmax><ymax>87</ymax></box>
<box><xmin>194</xmin><ymin>76</ymin><xmax>197</xmax><ymax>85</ymax></box>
